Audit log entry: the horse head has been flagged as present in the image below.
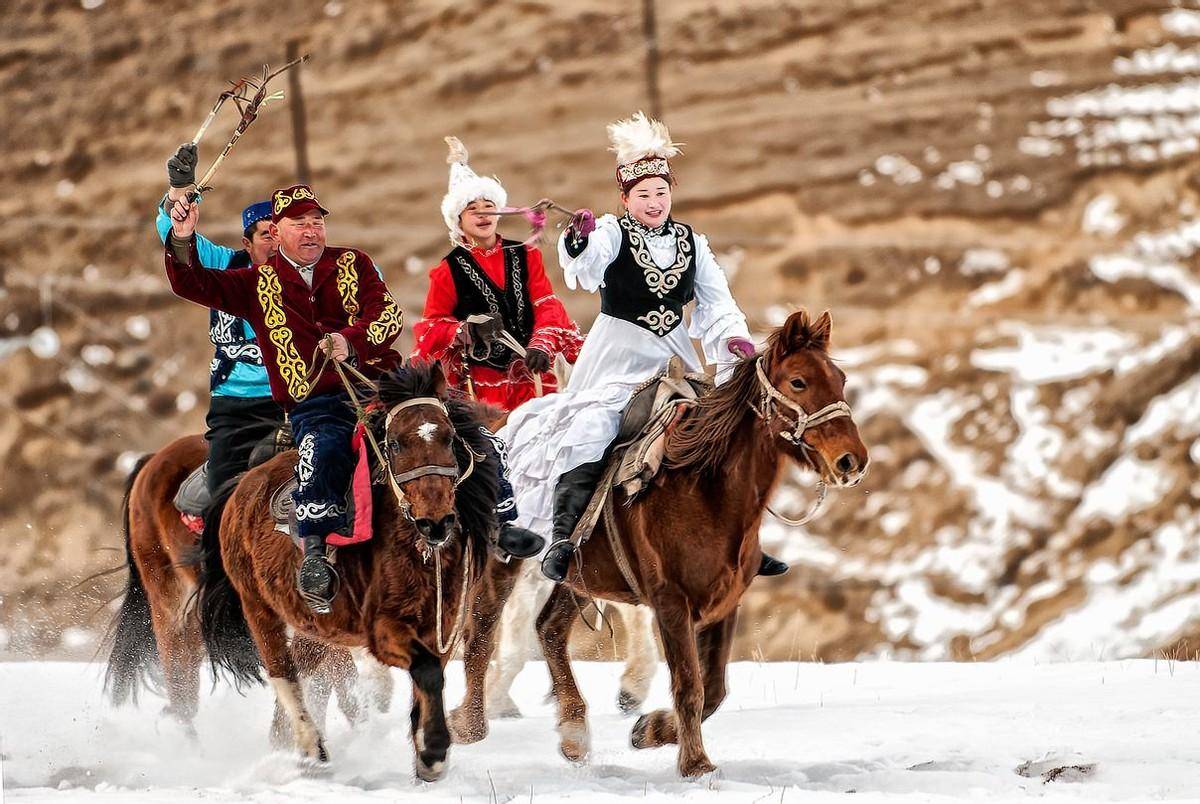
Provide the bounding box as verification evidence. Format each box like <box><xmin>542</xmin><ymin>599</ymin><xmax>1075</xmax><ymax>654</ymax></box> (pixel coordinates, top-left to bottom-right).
<box><xmin>760</xmin><ymin>309</ymin><xmax>869</xmax><ymax>487</ymax></box>
<box><xmin>374</xmin><ymin>362</ymin><xmax>462</xmax><ymax>549</ymax></box>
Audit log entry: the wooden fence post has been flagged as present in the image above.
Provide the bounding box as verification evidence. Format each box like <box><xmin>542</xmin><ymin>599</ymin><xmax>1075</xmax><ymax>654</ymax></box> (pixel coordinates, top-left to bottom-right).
<box><xmin>286</xmin><ymin>39</ymin><xmax>311</xmax><ymax>184</ymax></box>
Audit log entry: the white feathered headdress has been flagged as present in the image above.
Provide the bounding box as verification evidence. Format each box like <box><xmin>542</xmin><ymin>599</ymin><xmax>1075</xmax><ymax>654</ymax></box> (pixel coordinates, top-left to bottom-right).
<box><xmin>440</xmin><ymin>136</ymin><xmax>508</xmax><ymax>244</ymax></box>
<box><xmin>606</xmin><ymin>111</ymin><xmax>682</xmax><ymax>190</ymax></box>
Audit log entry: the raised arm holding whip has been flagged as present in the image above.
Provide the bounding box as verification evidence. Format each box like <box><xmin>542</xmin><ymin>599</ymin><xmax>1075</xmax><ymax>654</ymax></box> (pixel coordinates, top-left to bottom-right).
<box><xmin>157</xmin><ymin>60</ymin><xmax>307</xmax><ymax>518</ymax></box>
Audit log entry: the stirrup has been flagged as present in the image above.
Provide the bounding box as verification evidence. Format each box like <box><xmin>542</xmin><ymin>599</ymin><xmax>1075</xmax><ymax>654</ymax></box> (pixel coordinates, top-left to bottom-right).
<box><xmin>298</xmin><ymin>555</ymin><xmax>340</xmax><ymax>614</ymax></box>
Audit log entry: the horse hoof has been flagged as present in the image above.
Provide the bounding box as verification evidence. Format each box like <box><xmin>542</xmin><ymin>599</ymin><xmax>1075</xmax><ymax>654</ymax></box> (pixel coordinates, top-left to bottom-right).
<box><xmin>680</xmin><ymin>756</ymin><xmax>718</xmax><ymax>779</ymax></box>
<box><xmin>558</xmin><ymin>721</ymin><xmax>590</xmax><ymax>764</ymax></box>
<box><xmin>487</xmin><ymin>692</ymin><xmax>522</xmax><ymax>719</ymax></box>
<box><xmin>298</xmin><ymin>738</ymin><xmax>329</xmax><ymax>765</ymax></box>
<box><xmin>617</xmin><ymin>688</ymin><xmax>642</xmax><ymax>715</ymax></box>
<box><xmin>489</xmin><ymin>704</ymin><xmax>522</xmax><ymax>720</ymax></box>
<box><xmin>630</xmin><ymin>714</ymin><xmax>651</xmax><ymax>749</ymax></box>
<box><xmin>415</xmin><ymin>755</ymin><xmax>447</xmax><ymax>782</ymax></box>
<box><xmin>448</xmin><ymin>706</ymin><xmax>487</xmax><ymax>745</ymax></box>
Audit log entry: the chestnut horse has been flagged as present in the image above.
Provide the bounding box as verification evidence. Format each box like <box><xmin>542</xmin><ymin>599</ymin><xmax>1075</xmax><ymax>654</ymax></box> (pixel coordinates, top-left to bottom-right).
<box><xmin>459</xmin><ymin>310</ymin><xmax>868</xmax><ymax>777</ymax></box>
<box><xmin>196</xmin><ymin>363</ymin><xmax>495</xmax><ymax>781</ymax></box>
<box><xmin>104</xmin><ymin>435</ymin><xmax>372</xmax><ymax>738</ymax></box>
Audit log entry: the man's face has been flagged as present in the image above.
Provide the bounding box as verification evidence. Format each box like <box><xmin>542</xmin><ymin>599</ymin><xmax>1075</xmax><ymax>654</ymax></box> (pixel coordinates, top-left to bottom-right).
<box><xmin>271</xmin><ymin>210</ymin><xmax>326</xmax><ymax>264</ymax></box>
<box><xmin>242</xmin><ymin>219</ymin><xmax>278</xmax><ymax>264</ymax></box>
<box><xmin>460</xmin><ymin>199</ymin><xmax>498</xmax><ymax>244</ymax></box>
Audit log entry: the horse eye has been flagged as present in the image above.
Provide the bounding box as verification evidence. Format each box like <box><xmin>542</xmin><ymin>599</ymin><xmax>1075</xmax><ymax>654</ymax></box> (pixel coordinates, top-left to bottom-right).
<box><xmin>790</xmin><ymin>378</ymin><xmax>807</xmax><ymax>392</ymax></box>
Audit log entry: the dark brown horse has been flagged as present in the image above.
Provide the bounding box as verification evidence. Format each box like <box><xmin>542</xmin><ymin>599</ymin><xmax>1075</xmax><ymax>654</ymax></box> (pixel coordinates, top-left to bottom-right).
<box><xmin>459</xmin><ymin>309</ymin><xmax>868</xmax><ymax>777</ymax></box>
<box><xmin>104</xmin><ymin>435</ymin><xmax>369</xmax><ymax>738</ymax></box>
<box><xmin>196</xmin><ymin>363</ymin><xmax>495</xmax><ymax>781</ymax></box>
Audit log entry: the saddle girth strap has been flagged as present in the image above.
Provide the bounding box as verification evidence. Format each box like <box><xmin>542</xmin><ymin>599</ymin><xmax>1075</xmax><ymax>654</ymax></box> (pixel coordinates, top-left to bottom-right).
<box><xmin>601</xmin><ymin>493</ymin><xmax>644</xmax><ymax>602</ymax></box>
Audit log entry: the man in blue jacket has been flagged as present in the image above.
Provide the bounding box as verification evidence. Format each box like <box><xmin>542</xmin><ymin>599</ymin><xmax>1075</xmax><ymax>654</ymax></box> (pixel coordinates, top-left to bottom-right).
<box><xmin>156</xmin><ymin>143</ymin><xmax>284</xmax><ymax>498</ymax></box>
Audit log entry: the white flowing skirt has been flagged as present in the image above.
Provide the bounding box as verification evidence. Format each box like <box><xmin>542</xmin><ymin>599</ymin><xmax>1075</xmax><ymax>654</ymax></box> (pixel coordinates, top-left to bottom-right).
<box><xmin>499</xmin><ymin>313</ymin><xmax>703</xmax><ymax>538</ymax></box>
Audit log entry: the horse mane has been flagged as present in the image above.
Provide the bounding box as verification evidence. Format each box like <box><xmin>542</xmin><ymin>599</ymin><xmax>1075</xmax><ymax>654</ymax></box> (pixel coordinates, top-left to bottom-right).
<box><xmin>372</xmin><ymin>363</ymin><xmax>495</xmax><ymax>575</ymax></box>
<box><xmin>664</xmin><ymin>355</ymin><xmax>761</xmax><ymax>475</ymax></box>
<box><xmin>665</xmin><ymin>318</ymin><xmax>832</xmax><ymax>476</ymax></box>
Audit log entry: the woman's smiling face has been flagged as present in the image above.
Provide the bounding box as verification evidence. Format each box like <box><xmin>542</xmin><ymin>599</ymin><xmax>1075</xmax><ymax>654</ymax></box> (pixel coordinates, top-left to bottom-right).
<box><xmin>621</xmin><ymin>176</ymin><xmax>672</xmax><ymax>228</ymax></box>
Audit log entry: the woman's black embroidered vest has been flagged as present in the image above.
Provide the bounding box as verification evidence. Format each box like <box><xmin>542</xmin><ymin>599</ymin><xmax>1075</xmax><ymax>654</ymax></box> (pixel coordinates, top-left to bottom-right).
<box><xmin>446</xmin><ymin>240</ymin><xmax>534</xmax><ymax>370</ymax></box>
<box><xmin>208</xmin><ymin>249</ymin><xmax>265</xmax><ymax>390</ymax></box>
<box><xmin>599</xmin><ymin>215</ymin><xmax>696</xmax><ymax>337</ymax></box>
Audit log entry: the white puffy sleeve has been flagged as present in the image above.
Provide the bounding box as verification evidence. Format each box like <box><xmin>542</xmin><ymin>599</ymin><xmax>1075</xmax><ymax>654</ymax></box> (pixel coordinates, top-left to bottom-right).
<box><xmin>556</xmin><ymin>213</ymin><xmax>622</xmax><ymax>293</ymax></box>
<box><xmin>689</xmin><ymin>232</ymin><xmax>751</xmax><ymax>376</ymax></box>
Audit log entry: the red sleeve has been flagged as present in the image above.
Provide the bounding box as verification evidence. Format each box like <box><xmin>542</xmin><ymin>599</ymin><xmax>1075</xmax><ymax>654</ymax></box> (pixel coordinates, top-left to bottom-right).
<box><xmin>525</xmin><ymin>246</ymin><xmax>584</xmax><ymax>363</ymax></box>
<box><xmin>164</xmin><ymin>238</ymin><xmax>256</xmax><ymax>319</ymax></box>
<box><xmin>411</xmin><ymin>260</ymin><xmax>466</xmax><ymax>368</ymax></box>
<box><xmin>337</xmin><ymin>250</ymin><xmax>403</xmax><ymax>362</ymax></box>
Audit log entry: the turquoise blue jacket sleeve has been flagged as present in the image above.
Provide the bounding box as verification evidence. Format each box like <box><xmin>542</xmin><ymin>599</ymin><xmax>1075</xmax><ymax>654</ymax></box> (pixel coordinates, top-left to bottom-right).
<box><xmin>155</xmin><ymin>199</ymin><xmax>237</xmax><ymax>270</ymax></box>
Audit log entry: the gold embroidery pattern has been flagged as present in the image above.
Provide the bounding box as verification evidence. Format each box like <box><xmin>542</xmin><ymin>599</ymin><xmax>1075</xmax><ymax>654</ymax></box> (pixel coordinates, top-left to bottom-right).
<box><xmin>335</xmin><ymin>251</ymin><xmax>360</xmax><ymax>319</ymax></box>
<box><xmin>617</xmin><ymin>157</ymin><xmax>671</xmax><ymax>185</ymax></box>
<box><xmin>637</xmin><ymin>305</ymin><xmax>681</xmax><ymax>336</ymax></box>
<box><xmin>620</xmin><ymin>215</ymin><xmax>692</xmax><ymax>299</ymax></box>
<box><xmin>273</xmin><ymin>186</ymin><xmax>318</xmax><ymax>215</ymax></box>
<box><xmin>256</xmin><ymin>266</ymin><xmax>311</xmax><ymax>399</ymax></box>
<box><xmin>367</xmin><ymin>292</ymin><xmax>403</xmax><ymax>346</ymax></box>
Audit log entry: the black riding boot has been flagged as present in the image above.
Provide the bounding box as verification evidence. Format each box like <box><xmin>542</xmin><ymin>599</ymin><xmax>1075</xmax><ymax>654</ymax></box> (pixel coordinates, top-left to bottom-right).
<box><xmin>298</xmin><ymin>535</ymin><xmax>339</xmax><ymax>614</ymax></box>
<box><xmin>758</xmin><ymin>552</ymin><xmax>789</xmax><ymax>576</ymax></box>
<box><xmin>540</xmin><ymin>459</ymin><xmax>606</xmax><ymax>583</ymax></box>
<box><xmin>497</xmin><ymin>523</ymin><xmax>545</xmax><ymax>560</ymax></box>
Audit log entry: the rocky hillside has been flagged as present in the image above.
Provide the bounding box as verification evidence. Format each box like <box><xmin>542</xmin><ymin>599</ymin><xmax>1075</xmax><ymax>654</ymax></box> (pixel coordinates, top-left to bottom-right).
<box><xmin>1</xmin><ymin>0</ymin><xmax>1198</xmax><ymax>662</ymax></box>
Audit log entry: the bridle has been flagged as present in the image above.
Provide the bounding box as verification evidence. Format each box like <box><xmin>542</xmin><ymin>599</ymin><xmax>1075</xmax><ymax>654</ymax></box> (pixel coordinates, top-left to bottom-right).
<box><xmin>752</xmin><ymin>356</ymin><xmax>853</xmax><ymax>446</ymax></box>
<box><xmin>376</xmin><ymin>396</ymin><xmax>478</xmax><ymax>522</ymax></box>
<box><xmin>378</xmin><ymin>395</ymin><xmax>478</xmax><ymax>656</ymax></box>
<box><xmin>304</xmin><ymin>348</ymin><xmax>478</xmax><ymax>522</ymax></box>
<box><xmin>750</xmin><ymin>355</ymin><xmax>855</xmax><ymax>526</ymax></box>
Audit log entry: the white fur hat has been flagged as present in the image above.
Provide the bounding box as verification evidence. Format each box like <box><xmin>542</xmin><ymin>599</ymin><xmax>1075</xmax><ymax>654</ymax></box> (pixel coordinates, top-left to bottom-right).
<box><xmin>440</xmin><ymin>137</ymin><xmax>508</xmax><ymax>244</ymax></box>
<box><xmin>607</xmin><ymin>111</ymin><xmax>682</xmax><ymax>190</ymax></box>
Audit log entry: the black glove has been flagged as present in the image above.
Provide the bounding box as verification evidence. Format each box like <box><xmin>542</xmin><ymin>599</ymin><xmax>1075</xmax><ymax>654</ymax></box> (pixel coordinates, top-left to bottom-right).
<box><xmin>466</xmin><ymin>315</ymin><xmax>502</xmax><ymax>347</ymax></box>
<box><xmin>524</xmin><ymin>348</ymin><xmax>551</xmax><ymax>373</ymax></box>
<box><xmin>167</xmin><ymin>143</ymin><xmax>198</xmax><ymax>188</ymax></box>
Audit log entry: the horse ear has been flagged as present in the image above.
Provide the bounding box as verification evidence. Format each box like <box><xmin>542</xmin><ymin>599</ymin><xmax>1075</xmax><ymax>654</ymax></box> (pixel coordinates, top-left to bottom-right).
<box><xmin>429</xmin><ymin>360</ymin><xmax>449</xmax><ymax>399</ymax></box>
<box><xmin>780</xmin><ymin>309</ymin><xmax>812</xmax><ymax>351</ymax></box>
<box><xmin>810</xmin><ymin>310</ymin><xmax>833</xmax><ymax>349</ymax></box>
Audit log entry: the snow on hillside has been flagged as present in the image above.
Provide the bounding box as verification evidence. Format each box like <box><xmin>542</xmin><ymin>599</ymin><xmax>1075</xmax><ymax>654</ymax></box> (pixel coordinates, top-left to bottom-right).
<box><xmin>1</xmin><ymin>659</ymin><xmax>1198</xmax><ymax>802</ymax></box>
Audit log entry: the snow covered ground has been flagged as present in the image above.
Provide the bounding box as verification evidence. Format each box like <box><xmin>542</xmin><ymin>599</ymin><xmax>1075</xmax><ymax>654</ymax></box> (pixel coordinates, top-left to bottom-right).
<box><xmin>1</xmin><ymin>659</ymin><xmax>1197</xmax><ymax>802</ymax></box>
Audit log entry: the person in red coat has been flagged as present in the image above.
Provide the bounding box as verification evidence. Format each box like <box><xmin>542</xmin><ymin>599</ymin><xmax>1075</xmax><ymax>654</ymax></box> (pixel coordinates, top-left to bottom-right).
<box><xmin>411</xmin><ymin>137</ymin><xmax>582</xmax><ymax>412</ymax></box>
<box><xmin>164</xmin><ymin>183</ymin><xmax>403</xmax><ymax>613</ymax></box>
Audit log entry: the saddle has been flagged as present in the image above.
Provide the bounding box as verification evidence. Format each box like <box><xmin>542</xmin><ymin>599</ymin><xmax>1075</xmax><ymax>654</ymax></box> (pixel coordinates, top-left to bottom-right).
<box><xmin>173</xmin><ymin>425</ymin><xmax>294</xmax><ymax>518</ymax></box>
<box><xmin>573</xmin><ymin>357</ymin><xmax>711</xmax><ymax>542</ymax></box>
<box><xmin>613</xmin><ymin>356</ymin><xmax>712</xmax><ymax>497</ymax></box>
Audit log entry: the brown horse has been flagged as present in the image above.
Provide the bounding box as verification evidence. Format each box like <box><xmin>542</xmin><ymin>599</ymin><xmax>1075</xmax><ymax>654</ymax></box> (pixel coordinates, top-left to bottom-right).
<box><xmin>104</xmin><ymin>435</ymin><xmax>371</xmax><ymax>739</ymax></box>
<box><xmin>458</xmin><ymin>309</ymin><xmax>868</xmax><ymax>777</ymax></box>
<box><xmin>196</xmin><ymin>362</ymin><xmax>495</xmax><ymax>781</ymax></box>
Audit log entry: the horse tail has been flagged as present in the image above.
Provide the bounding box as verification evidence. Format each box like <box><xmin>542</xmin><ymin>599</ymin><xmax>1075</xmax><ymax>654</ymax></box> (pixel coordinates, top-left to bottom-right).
<box><xmin>195</xmin><ymin>478</ymin><xmax>263</xmax><ymax>690</ymax></box>
<box><xmin>104</xmin><ymin>453</ymin><xmax>160</xmax><ymax>706</ymax></box>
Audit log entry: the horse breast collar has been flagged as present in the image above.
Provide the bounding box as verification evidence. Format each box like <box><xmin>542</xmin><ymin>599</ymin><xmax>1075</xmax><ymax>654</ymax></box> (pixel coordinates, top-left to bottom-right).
<box><xmin>752</xmin><ymin>356</ymin><xmax>853</xmax><ymax>445</ymax></box>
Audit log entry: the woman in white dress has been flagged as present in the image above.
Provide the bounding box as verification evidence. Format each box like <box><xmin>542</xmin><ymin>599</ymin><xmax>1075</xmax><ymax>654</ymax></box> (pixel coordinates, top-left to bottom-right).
<box><xmin>499</xmin><ymin>112</ymin><xmax>788</xmax><ymax>581</ymax></box>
